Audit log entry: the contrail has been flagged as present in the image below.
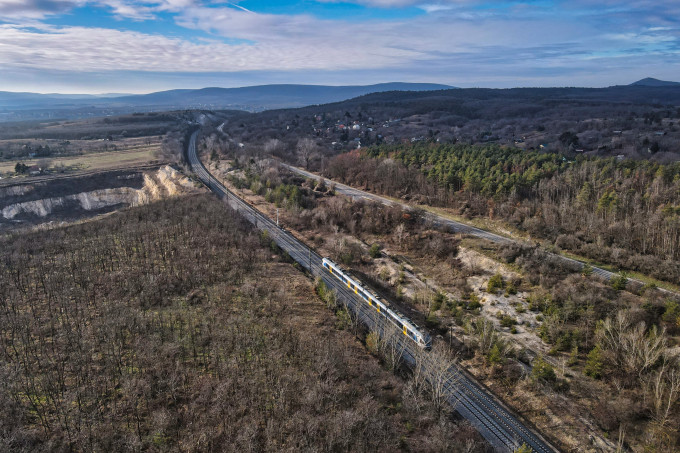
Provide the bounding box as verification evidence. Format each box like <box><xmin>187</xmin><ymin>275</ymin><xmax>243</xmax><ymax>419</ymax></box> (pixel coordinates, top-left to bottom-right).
<box><xmin>228</xmin><ymin>2</ymin><xmax>254</xmax><ymax>13</ymax></box>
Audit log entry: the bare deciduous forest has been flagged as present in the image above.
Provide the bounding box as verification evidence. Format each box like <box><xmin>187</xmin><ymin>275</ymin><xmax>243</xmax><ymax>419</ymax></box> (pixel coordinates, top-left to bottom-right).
<box><xmin>0</xmin><ymin>194</ymin><xmax>486</xmax><ymax>452</ymax></box>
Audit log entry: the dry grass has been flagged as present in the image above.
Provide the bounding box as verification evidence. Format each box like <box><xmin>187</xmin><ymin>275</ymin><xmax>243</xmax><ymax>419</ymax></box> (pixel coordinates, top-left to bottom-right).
<box><xmin>0</xmin><ymin>146</ymin><xmax>159</xmax><ymax>175</ymax></box>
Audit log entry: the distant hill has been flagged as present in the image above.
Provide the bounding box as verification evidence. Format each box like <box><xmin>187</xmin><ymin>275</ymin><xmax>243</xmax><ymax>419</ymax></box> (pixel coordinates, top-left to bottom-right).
<box><xmin>0</xmin><ymin>83</ymin><xmax>453</xmax><ymax>121</ymax></box>
<box><xmin>630</xmin><ymin>77</ymin><xmax>680</xmax><ymax>87</ymax></box>
<box><xmin>109</xmin><ymin>83</ymin><xmax>453</xmax><ymax>110</ymax></box>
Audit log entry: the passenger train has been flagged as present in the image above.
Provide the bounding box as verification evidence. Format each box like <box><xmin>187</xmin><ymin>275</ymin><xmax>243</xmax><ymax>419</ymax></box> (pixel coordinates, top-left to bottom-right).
<box><xmin>322</xmin><ymin>257</ymin><xmax>432</xmax><ymax>349</ymax></box>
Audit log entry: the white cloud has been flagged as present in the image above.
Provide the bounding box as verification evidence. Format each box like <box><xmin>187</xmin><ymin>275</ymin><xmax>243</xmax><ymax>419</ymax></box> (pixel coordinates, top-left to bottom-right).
<box><xmin>0</xmin><ymin>0</ymin><xmax>201</xmax><ymax>20</ymax></box>
<box><xmin>0</xmin><ymin>0</ymin><xmax>85</xmax><ymax>19</ymax></box>
<box><xmin>0</xmin><ymin>0</ymin><xmax>679</xmax><ymax>92</ymax></box>
<box><xmin>418</xmin><ymin>4</ymin><xmax>455</xmax><ymax>13</ymax></box>
<box><xmin>0</xmin><ymin>22</ymin><xmax>421</xmax><ymax>73</ymax></box>
<box><xmin>1</xmin><ymin>3</ymin><xmax>677</xmax><ymax>77</ymax></box>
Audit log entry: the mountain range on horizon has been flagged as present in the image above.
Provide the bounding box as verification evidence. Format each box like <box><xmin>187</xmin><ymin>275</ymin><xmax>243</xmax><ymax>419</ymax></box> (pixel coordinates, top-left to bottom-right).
<box><xmin>0</xmin><ymin>78</ymin><xmax>678</xmax><ymax>123</ymax></box>
<box><xmin>0</xmin><ymin>83</ymin><xmax>453</xmax><ymax>111</ymax></box>
<box><xmin>629</xmin><ymin>77</ymin><xmax>680</xmax><ymax>87</ymax></box>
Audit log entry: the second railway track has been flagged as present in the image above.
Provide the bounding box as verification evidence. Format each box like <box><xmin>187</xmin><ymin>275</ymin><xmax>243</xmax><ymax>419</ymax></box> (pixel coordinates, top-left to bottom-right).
<box><xmin>187</xmin><ymin>131</ymin><xmax>559</xmax><ymax>453</ymax></box>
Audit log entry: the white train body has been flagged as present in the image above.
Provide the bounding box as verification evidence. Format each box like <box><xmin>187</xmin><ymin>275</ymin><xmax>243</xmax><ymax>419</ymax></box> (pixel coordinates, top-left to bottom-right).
<box><xmin>322</xmin><ymin>257</ymin><xmax>432</xmax><ymax>349</ymax></box>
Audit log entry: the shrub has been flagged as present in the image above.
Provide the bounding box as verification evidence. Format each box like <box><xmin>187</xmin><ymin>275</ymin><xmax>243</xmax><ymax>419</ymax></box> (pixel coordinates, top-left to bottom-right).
<box><xmin>532</xmin><ymin>356</ymin><xmax>556</xmax><ymax>382</ymax></box>
<box><xmin>365</xmin><ymin>331</ymin><xmax>380</xmax><ymax>355</ymax></box>
<box><xmin>487</xmin><ymin>273</ymin><xmax>505</xmax><ymax>293</ymax></box>
<box><xmin>610</xmin><ymin>273</ymin><xmax>628</xmax><ymax>291</ymax></box>
<box><xmin>500</xmin><ymin>315</ymin><xmax>517</xmax><ymax>328</ymax></box>
<box><xmin>662</xmin><ymin>300</ymin><xmax>680</xmax><ymax>326</ymax></box>
<box><xmin>335</xmin><ymin>307</ymin><xmax>352</xmax><ymax>330</ymax></box>
<box><xmin>467</xmin><ymin>293</ymin><xmax>482</xmax><ymax>310</ymax></box>
<box><xmin>369</xmin><ymin>243</ymin><xmax>382</xmax><ymax>259</ymax></box>
<box><xmin>527</xmin><ymin>293</ymin><xmax>551</xmax><ymax>312</ymax></box>
<box><xmin>315</xmin><ymin>279</ymin><xmax>336</xmax><ymax>308</ymax></box>
<box><xmin>339</xmin><ymin>250</ymin><xmax>355</xmax><ymax>265</ymax></box>
<box><xmin>505</xmin><ymin>284</ymin><xmax>517</xmax><ymax>296</ymax></box>
<box><xmin>514</xmin><ymin>443</ymin><xmax>533</xmax><ymax>453</ymax></box>
<box><xmin>581</xmin><ymin>263</ymin><xmax>593</xmax><ymax>277</ymax></box>
<box><xmin>432</xmin><ymin>291</ymin><xmax>446</xmax><ymax>312</ymax></box>
<box><xmin>425</xmin><ymin>312</ymin><xmax>440</xmax><ymax>328</ymax></box>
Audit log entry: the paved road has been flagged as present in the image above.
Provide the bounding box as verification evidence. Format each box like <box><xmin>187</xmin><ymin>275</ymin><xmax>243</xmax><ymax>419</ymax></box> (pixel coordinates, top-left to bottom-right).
<box><xmin>282</xmin><ymin>164</ymin><xmax>676</xmax><ymax>295</ymax></box>
<box><xmin>188</xmin><ymin>131</ymin><xmax>559</xmax><ymax>453</ymax></box>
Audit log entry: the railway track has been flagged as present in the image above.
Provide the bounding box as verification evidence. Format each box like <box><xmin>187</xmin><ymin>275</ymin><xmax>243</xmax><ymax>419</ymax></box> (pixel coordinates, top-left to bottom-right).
<box><xmin>187</xmin><ymin>131</ymin><xmax>559</xmax><ymax>453</ymax></box>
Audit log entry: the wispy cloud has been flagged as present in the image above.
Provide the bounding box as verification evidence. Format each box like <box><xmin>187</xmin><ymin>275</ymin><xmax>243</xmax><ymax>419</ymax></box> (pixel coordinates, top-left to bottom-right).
<box><xmin>0</xmin><ymin>0</ymin><xmax>200</xmax><ymax>21</ymax></box>
<box><xmin>0</xmin><ymin>0</ymin><xmax>85</xmax><ymax>19</ymax></box>
<box><xmin>418</xmin><ymin>4</ymin><xmax>455</xmax><ymax>13</ymax></box>
<box><xmin>0</xmin><ymin>0</ymin><xmax>679</xmax><ymax>92</ymax></box>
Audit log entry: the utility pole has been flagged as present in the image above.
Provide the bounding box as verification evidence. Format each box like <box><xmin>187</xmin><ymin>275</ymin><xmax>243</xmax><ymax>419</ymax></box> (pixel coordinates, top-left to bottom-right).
<box><xmin>276</xmin><ymin>209</ymin><xmax>279</xmax><ymax>227</ymax></box>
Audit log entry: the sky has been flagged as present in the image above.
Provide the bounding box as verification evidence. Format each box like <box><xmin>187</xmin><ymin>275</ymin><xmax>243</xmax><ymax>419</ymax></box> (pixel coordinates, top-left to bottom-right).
<box><xmin>0</xmin><ymin>0</ymin><xmax>678</xmax><ymax>93</ymax></box>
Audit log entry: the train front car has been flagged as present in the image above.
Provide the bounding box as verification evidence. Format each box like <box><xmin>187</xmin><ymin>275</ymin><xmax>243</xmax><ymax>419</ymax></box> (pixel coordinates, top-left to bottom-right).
<box><xmin>322</xmin><ymin>257</ymin><xmax>431</xmax><ymax>350</ymax></box>
<box><xmin>419</xmin><ymin>332</ymin><xmax>432</xmax><ymax>350</ymax></box>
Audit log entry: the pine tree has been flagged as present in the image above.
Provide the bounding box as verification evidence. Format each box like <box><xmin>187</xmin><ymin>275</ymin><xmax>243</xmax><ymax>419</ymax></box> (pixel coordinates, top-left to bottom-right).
<box><xmin>567</xmin><ymin>345</ymin><xmax>579</xmax><ymax>366</ymax></box>
<box><xmin>584</xmin><ymin>345</ymin><xmax>603</xmax><ymax>379</ymax></box>
<box><xmin>487</xmin><ymin>343</ymin><xmax>504</xmax><ymax>365</ymax></box>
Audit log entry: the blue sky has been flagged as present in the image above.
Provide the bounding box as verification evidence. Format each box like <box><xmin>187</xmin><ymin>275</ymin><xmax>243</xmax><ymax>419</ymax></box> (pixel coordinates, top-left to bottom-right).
<box><xmin>0</xmin><ymin>0</ymin><xmax>678</xmax><ymax>93</ymax></box>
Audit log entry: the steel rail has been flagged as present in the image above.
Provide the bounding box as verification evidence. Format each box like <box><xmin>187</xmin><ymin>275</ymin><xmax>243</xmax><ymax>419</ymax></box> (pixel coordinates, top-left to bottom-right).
<box><xmin>187</xmin><ymin>131</ymin><xmax>558</xmax><ymax>453</ymax></box>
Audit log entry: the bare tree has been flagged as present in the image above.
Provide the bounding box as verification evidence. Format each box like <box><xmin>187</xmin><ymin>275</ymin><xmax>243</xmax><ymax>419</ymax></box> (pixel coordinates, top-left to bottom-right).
<box><xmin>296</xmin><ymin>138</ymin><xmax>317</xmax><ymax>168</ymax></box>
<box><xmin>394</xmin><ymin>223</ymin><xmax>406</xmax><ymax>247</ymax></box>
<box><xmin>466</xmin><ymin>317</ymin><xmax>499</xmax><ymax>356</ymax></box>
<box><xmin>598</xmin><ymin>310</ymin><xmax>667</xmax><ymax>380</ymax></box>
<box><xmin>373</xmin><ymin>322</ymin><xmax>408</xmax><ymax>371</ymax></box>
<box><xmin>264</xmin><ymin>138</ymin><xmax>284</xmax><ymax>155</ymax></box>
<box><xmin>646</xmin><ymin>357</ymin><xmax>680</xmax><ymax>427</ymax></box>
<box><xmin>426</xmin><ymin>344</ymin><xmax>461</xmax><ymax>414</ymax></box>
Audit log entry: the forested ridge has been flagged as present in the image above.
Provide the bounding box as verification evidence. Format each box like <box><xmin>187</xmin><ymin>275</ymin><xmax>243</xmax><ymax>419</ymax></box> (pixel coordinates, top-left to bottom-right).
<box><xmin>328</xmin><ymin>144</ymin><xmax>680</xmax><ymax>282</ymax></box>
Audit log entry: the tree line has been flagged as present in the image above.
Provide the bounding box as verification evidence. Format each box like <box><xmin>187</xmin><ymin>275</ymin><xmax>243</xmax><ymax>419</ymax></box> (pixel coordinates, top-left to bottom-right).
<box><xmin>326</xmin><ymin>144</ymin><xmax>680</xmax><ymax>283</ymax></box>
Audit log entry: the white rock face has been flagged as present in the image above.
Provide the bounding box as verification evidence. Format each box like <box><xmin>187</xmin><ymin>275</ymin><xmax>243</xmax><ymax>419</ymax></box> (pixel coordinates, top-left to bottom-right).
<box><xmin>2</xmin><ymin>188</ymin><xmax>139</xmax><ymax>219</ymax></box>
<box><xmin>1</xmin><ymin>165</ymin><xmax>198</xmax><ymax>220</ymax></box>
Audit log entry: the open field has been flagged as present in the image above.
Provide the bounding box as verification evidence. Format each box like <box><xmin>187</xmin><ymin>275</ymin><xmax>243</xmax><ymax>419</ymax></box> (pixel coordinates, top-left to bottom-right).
<box><xmin>0</xmin><ymin>112</ymin><xmax>183</xmax><ymax>141</ymax></box>
<box><xmin>0</xmin><ymin>146</ymin><xmax>161</xmax><ymax>178</ymax></box>
<box><xmin>0</xmin><ymin>134</ymin><xmax>162</xmax><ymax>160</ymax></box>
